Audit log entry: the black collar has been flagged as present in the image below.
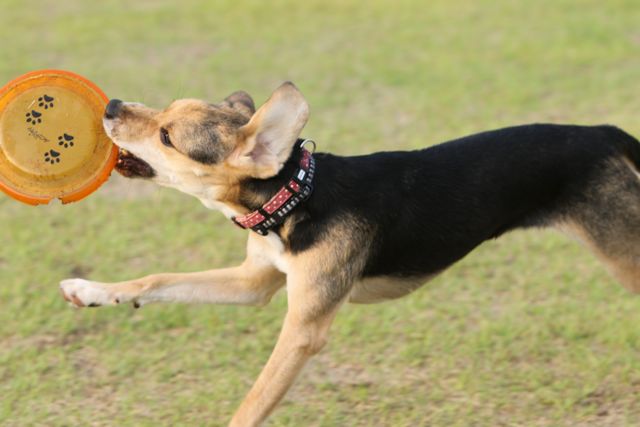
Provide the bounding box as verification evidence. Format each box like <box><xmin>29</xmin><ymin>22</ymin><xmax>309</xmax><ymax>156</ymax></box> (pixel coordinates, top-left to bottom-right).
<box><xmin>232</xmin><ymin>140</ymin><xmax>316</xmax><ymax>236</ymax></box>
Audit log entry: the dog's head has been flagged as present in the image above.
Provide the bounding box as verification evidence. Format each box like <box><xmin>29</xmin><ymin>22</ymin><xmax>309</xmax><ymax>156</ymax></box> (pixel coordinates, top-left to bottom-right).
<box><xmin>103</xmin><ymin>82</ymin><xmax>309</xmax><ymax>212</ymax></box>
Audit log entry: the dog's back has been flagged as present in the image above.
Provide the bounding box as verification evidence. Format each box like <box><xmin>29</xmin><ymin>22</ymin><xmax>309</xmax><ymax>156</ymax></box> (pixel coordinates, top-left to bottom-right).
<box><xmin>282</xmin><ymin>124</ymin><xmax>640</xmax><ymax>287</ymax></box>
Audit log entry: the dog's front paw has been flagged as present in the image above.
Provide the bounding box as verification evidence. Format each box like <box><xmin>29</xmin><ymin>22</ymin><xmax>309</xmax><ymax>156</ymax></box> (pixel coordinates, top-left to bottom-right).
<box><xmin>60</xmin><ymin>278</ymin><xmax>116</xmax><ymax>308</ymax></box>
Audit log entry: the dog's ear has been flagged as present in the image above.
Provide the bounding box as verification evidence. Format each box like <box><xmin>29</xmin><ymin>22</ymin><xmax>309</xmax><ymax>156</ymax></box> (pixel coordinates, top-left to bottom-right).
<box><xmin>223</xmin><ymin>91</ymin><xmax>255</xmax><ymax>117</ymax></box>
<box><xmin>228</xmin><ymin>82</ymin><xmax>309</xmax><ymax>178</ymax></box>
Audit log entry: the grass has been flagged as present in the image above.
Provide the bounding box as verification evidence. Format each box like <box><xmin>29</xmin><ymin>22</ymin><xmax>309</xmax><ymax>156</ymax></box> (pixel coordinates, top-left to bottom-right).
<box><xmin>1</xmin><ymin>0</ymin><xmax>640</xmax><ymax>425</ymax></box>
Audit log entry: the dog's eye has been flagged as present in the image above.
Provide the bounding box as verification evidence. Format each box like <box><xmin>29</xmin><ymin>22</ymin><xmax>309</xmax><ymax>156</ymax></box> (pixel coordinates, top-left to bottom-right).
<box><xmin>160</xmin><ymin>128</ymin><xmax>173</xmax><ymax>148</ymax></box>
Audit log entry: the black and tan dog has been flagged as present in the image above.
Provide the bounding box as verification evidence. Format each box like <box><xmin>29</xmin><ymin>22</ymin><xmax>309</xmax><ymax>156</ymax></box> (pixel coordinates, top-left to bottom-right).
<box><xmin>60</xmin><ymin>82</ymin><xmax>640</xmax><ymax>426</ymax></box>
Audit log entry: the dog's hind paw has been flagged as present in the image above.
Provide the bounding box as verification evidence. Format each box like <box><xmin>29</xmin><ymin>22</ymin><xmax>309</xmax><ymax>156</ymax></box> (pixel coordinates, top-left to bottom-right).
<box><xmin>59</xmin><ymin>278</ymin><xmax>115</xmax><ymax>308</ymax></box>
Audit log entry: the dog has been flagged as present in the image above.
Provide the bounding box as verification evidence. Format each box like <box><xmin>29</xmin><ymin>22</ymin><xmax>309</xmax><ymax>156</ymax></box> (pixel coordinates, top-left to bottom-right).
<box><xmin>59</xmin><ymin>82</ymin><xmax>640</xmax><ymax>426</ymax></box>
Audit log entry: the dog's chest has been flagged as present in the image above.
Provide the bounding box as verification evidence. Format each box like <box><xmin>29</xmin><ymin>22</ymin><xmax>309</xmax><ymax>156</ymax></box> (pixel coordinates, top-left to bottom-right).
<box><xmin>247</xmin><ymin>233</ymin><xmax>290</xmax><ymax>273</ymax></box>
<box><xmin>266</xmin><ymin>235</ymin><xmax>290</xmax><ymax>273</ymax></box>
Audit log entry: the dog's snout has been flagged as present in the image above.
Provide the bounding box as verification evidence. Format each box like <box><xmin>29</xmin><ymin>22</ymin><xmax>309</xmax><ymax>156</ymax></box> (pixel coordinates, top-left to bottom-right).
<box><xmin>105</xmin><ymin>99</ymin><xmax>124</xmax><ymax>119</ymax></box>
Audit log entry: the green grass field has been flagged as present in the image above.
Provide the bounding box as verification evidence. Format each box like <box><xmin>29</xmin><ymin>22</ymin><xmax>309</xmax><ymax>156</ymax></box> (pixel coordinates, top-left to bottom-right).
<box><xmin>2</xmin><ymin>1</ymin><xmax>640</xmax><ymax>425</ymax></box>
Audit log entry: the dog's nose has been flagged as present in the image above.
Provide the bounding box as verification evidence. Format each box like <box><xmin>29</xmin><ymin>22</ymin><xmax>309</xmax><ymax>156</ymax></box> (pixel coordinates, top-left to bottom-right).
<box><xmin>105</xmin><ymin>99</ymin><xmax>123</xmax><ymax>119</ymax></box>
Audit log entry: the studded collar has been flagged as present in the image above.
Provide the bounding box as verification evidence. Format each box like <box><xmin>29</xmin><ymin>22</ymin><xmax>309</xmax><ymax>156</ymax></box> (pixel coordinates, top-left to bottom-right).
<box><xmin>232</xmin><ymin>140</ymin><xmax>316</xmax><ymax>236</ymax></box>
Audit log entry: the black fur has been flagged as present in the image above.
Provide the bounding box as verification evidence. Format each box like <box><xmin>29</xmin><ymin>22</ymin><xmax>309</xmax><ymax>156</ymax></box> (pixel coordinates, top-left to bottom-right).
<box><xmin>186</xmin><ymin>120</ymin><xmax>224</xmax><ymax>165</ymax></box>
<box><xmin>242</xmin><ymin>124</ymin><xmax>640</xmax><ymax>279</ymax></box>
<box><xmin>185</xmin><ymin>112</ymin><xmax>248</xmax><ymax>165</ymax></box>
<box><xmin>223</xmin><ymin>91</ymin><xmax>256</xmax><ymax>115</ymax></box>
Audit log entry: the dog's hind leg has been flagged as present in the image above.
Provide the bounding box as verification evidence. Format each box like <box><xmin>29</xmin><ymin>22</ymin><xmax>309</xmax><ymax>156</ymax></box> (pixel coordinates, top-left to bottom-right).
<box><xmin>558</xmin><ymin>157</ymin><xmax>640</xmax><ymax>293</ymax></box>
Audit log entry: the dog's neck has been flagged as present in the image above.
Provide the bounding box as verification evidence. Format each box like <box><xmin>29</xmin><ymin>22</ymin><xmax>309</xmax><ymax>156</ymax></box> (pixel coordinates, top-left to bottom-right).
<box><xmin>195</xmin><ymin>140</ymin><xmax>313</xmax><ymax>232</ymax></box>
<box><xmin>239</xmin><ymin>142</ymin><xmax>305</xmax><ymax>210</ymax></box>
<box><xmin>229</xmin><ymin>140</ymin><xmax>317</xmax><ymax>235</ymax></box>
<box><xmin>191</xmin><ymin>143</ymin><xmax>301</xmax><ymax>217</ymax></box>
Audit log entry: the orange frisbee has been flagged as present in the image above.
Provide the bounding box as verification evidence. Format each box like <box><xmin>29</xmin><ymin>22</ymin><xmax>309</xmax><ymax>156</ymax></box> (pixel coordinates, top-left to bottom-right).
<box><xmin>0</xmin><ymin>70</ymin><xmax>117</xmax><ymax>205</ymax></box>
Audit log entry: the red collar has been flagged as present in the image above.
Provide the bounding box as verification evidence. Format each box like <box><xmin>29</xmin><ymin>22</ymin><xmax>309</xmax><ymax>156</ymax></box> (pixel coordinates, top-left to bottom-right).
<box><xmin>232</xmin><ymin>140</ymin><xmax>316</xmax><ymax>236</ymax></box>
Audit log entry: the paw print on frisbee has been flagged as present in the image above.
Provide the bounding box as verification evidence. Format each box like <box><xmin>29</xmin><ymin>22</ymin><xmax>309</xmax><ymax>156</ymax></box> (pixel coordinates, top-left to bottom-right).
<box><xmin>44</xmin><ymin>149</ymin><xmax>61</xmax><ymax>164</ymax></box>
<box><xmin>26</xmin><ymin>110</ymin><xmax>42</xmax><ymax>125</ymax></box>
<box><xmin>38</xmin><ymin>94</ymin><xmax>54</xmax><ymax>109</ymax></box>
<box><xmin>58</xmin><ymin>133</ymin><xmax>75</xmax><ymax>148</ymax></box>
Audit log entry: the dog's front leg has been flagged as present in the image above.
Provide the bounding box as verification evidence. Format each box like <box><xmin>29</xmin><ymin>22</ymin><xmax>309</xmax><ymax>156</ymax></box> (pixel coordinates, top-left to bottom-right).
<box><xmin>229</xmin><ymin>269</ymin><xmax>350</xmax><ymax>427</ymax></box>
<box><xmin>59</xmin><ymin>260</ymin><xmax>284</xmax><ymax>308</ymax></box>
<box><xmin>59</xmin><ymin>234</ymin><xmax>285</xmax><ymax>308</ymax></box>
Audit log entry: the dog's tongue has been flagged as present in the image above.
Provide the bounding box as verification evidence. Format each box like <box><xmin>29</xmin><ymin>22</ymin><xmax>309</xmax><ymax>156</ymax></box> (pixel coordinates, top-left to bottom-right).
<box><xmin>115</xmin><ymin>149</ymin><xmax>156</xmax><ymax>178</ymax></box>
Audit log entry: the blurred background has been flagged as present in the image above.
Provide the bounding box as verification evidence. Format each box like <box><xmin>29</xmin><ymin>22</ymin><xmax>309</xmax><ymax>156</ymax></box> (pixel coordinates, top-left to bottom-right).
<box><xmin>1</xmin><ymin>1</ymin><xmax>639</xmax><ymax>425</ymax></box>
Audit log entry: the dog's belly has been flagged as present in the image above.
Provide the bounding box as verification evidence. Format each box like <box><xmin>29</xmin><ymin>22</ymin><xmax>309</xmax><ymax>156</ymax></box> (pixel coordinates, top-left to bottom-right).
<box><xmin>349</xmin><ymin>274</ymin><xmax>437</xmax><ymax>304</ymax></box>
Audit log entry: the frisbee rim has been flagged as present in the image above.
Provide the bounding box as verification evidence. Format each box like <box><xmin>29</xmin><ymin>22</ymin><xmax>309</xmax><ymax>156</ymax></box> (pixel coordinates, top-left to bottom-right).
<box><xmin>0</xmin><ymin>69</ymin><xmax>118</xmax><ymax>205</ymax></box>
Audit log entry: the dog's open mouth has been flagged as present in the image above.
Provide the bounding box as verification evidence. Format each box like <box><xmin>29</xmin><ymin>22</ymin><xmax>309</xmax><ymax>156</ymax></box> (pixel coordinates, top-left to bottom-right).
<box><xmin>115</xmin><ymin>148</ymin><xmax>156</xmax><ymax>179</ymax></box>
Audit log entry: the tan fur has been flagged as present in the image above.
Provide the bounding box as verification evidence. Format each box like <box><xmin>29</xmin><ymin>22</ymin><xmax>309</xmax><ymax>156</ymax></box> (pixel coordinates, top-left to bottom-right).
<box><xmin>350</xmin><ymin>274</ymin><xmax>436</xmax><ymax>304</ymax></box>
<box><xmin>557</xmin><ymin>221</ymin><xmax>640</xmax><ymax>293</ymax></box>
<box><xmin>551</xmin><ymin>156</ymin><xmax>640</xmax><ymax>294</ymax></box>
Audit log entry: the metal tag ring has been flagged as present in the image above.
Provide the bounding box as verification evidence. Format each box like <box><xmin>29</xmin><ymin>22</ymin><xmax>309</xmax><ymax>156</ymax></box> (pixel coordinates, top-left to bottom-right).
<box><xmin>300</xmin><ymin>139</ymin><xmax>316</xmax><ymax>153</ymax></box>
